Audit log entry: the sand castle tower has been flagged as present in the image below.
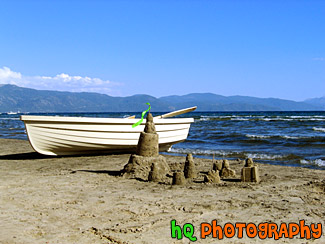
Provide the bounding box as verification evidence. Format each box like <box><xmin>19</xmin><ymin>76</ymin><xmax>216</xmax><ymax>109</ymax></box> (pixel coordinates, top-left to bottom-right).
<box><xmin>241</xmin><ymin>158</ymin><xmax>260</xmax><ymax>183</ymax></box>
<box><xmin>123</xmin><ymin>113</ymin><xmax>170</xmax><ymax>181</ymax></box>
<box><xmin>184</xmin><ymin>153</ymin><xmax>197</xmax><ymax>179</ymax></box>
<box><xmin>204</xmin><ymin>170</ymin><xmax>221</xmax><ymax>183</ymax></box>
<box><xmin>219</xmin><ymin>159</ymin><xmax>236</xmax><ymax>178</ymax></box>
<box><xmin>213</xmin><ymin>160</ymin><xmax>223</xmax><ymax>172</ymax></box>
<box><xmin>136</xmin><ymin>112</ymin><xmax>159</xmax><ymax>156</ymax></box>
<box><xmin>172</xmin><ymin>171</ymin><xmax>186</xmax><ymax>185</ymax></box>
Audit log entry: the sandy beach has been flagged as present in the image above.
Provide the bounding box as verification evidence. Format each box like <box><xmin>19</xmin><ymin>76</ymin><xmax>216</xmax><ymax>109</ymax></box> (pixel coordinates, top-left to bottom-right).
<box><xmin>0</xmin><ymin>138</ymin><xmax>324</xmax><ymax>243</ymax></box>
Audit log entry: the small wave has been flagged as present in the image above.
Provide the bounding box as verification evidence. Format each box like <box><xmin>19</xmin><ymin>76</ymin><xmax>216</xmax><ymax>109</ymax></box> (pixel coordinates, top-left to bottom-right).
<box><xmin>313</xmin><ymin>127</ymin><xmax>325</xmax><ymax>132</ymax></box>
<box><xmin>300</xmin><ymin>159</ymin><xmax>325</xmax><ymax>167</ymax></box>
<box><xmin>281</xmin><ymin>135</ymin><xmax>300</xmax><ymax>139</ymax></box>
<box><xmin>169</xmin><ymin>148</ymin><xmax>286</xmax><ymax>161</ymax></box>
<box><xmin>231</xmin><ymin>118</ymin><xmax>250</xmax><ymax>121</ymax></box>
<box><xmin>169</xmin><ymin>148</ymin><xmax>231</xmax><ymax>157</ymax></box>
<box><xmin>198</xmin><ymin>115</ymin><xmax>325</xmax><ymax>122</ymax></box>
<box><xmin>257</xmin><ymin>118</ymin><xmax>325</xmax><ymax>121</ymax></box>
<box><xmin>305</xmin><ymin>118</ymin><xmax>325</xmax><ymax>121</ymax></box>
<box><xmin>198</xmin><ymin>117</ymin><xmax>210</xmax><ymax>121</ymax></box>
<box><xmin>246</xmin><ymin>134</ymin><xmax>271</xmax><ymax>139</ymax></box>
<box><xmin>245</xmin><ymin>134</ymin><xmax>308</xmax><ymax>140</ymax></box>
<box><xmin>280</xmin><ymin>135</ymin><xmax>323</xmax><ymax>140</ymax></box>
<box><xmin>246</xmin><ymin>153</ymin><xmax>284</xmax><ymax>160</ymax></box>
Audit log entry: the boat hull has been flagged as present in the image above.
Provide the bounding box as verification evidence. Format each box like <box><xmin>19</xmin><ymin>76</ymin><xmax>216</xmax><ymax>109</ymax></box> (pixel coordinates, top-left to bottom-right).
<box><xmin>20</xmin><ymin>115</ymin><xmax>194</xmax><ymax>156</ymax></box>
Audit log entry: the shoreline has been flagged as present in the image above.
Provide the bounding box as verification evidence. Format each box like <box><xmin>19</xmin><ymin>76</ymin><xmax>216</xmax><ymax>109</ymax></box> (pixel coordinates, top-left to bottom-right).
<box><xmin>6</xmin><ymin>137</ymin><xmax>325</xmax><ymax>170</ymax></box>
<box><xmin>0</xmin><ymin>139</ymin><xmax>324</xmax><ymax>243</ymax></box>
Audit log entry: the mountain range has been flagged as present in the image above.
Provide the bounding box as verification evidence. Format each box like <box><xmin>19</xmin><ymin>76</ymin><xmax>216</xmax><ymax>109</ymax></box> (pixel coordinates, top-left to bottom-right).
<box><xmin>0</xmin><ymin>84</ymin><xmax>324</xmax><ymax>112</ymax></box>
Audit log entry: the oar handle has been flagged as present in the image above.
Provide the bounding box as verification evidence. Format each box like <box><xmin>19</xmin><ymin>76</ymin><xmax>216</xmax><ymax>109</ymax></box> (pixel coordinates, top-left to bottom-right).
<box><xmin>154</xmin><ymin>106</ymin><xmax>197</xmax><ymax>119</ymax></box>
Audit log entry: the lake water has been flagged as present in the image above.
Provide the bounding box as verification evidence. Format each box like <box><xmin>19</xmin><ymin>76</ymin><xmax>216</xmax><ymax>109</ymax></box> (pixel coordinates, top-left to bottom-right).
<box><xmin>1</xmin><ymin>111</ymin><xmax>324</xmax><ymax>170</ymax></box>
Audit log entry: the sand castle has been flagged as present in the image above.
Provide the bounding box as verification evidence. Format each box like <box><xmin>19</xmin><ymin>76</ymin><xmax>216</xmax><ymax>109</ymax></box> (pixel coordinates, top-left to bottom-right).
<box><xmin>171</xmin><ymin>153</ymin><xmax>198</xmax><ymax>185</ymax></box>
<box><xmin>204</xmin><ymin>170</ymin><xmax>221</xmax><ymax>183</ymax></box>
<box><xmin>213</xmin><ymin>159</ymin><xmax>236</xmax><ymax>179</ymax></box>
<box><xmin>123</xmin><ymin>113</ymin><xmax>260</xmax><ymax>186</ymax></box>
<box><xmin>184</xmin><ymin>153</ymin><xmax>197</xmax><ymax>179</ymax></box>
<box><xmin>172</xmin><ymin>171</ymin><xmax>186</xmax><ymax>185</ymax></box>
<box><xmin>213</xmin><ymin>160</ymin><xmax>223</xmax><ymax>172</ymax></box>
<box><xmin>220</xmin><ymin>159</ymin><xmax>236</xmax><ymax>178</ymax></box>
<box><xmin>241</xmin><ymin>158</ymin><xmax>260</xmax><ymax>183</ymax></box>
<box><xmin>122</xmin><ymin>113</ymin><xmax>170</xmax><ymax>182</ymax></box>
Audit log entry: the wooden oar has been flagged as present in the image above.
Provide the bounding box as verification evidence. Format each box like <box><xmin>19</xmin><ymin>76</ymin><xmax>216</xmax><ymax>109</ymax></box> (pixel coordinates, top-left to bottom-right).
<box><xmin>125</xmin><ymin>115</ymin><xmax>136</xmax><ymax>119</ymax></box>
<box><xmin>154</xmin><ymin>106</ymin><xmax>197</xmax><ymax>119</ymax></box>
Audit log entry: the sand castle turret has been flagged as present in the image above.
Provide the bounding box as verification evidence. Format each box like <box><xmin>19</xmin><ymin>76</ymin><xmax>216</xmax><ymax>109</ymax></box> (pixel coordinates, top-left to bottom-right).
<box><xmin>204</xmin><ymin>170</ymin><xmax>221</xmax><ymax>183</ymax></box>
<box><xmin>123</xmin><ymin>113</ymin><xmax>170</xmax><ymax>181</ymax></box>
<box><xmin>172</xmin><ymin>171</ymin><xmax>186</xmax><ymax>185</ymax></box>
<box><xmin>220</xmin><ymin>159</ymin><xmax>236</xmax><ymax>178</ymax></box>
<box><xmin>148</xmin><ymin>162</ymin><xmax>163</xmax><ymax>182</ymax></box>
<box><xmin>184</xmin><ymin>153</ymin><xmax>197</xmax><ymax>179</ymax></box>
<box><xmin>241</xmin><ymin>158</ymin><xmax>260</xmax><ymax>183</ymax></box>
<box><xmin>213</xmin><ymin>160</ymin><xmax>223</xmax><ymax>172</ymax></box>
<box><xmin>136</xmin><ymin>113</ymin><xmax>159</xmax><ymax>157</ymax></box>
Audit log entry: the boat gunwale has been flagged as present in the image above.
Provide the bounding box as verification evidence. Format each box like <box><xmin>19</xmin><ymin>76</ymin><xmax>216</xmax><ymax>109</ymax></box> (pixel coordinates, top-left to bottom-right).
<box><xmin>20</xmin><ymin>115</ymin><xmax>194</xmax><ymax>124</ymax></box>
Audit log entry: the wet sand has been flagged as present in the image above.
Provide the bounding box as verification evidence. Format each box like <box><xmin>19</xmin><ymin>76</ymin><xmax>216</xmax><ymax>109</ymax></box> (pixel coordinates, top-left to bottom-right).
<box><xmin>0</xmin><ymin>139</ymin><xmax>324</xmax><ymax>243</ymax></box>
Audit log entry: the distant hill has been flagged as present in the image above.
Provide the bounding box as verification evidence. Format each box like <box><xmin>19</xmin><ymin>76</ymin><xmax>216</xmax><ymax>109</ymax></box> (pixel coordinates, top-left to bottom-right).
<box><xmin>0</xmin><ymin>84</ymin><xmax>323</xmax><ymax>112</ymax></box>
<box><xmin>160</xmin><ymin>93</ymin><xmax>322</xmax><ymax>111</ymax></box>
<box><xmin>0</xmin><ymin>85</ymin><xmax>170</xmax><ymax>112</ymax></box>
<box><xmin>304</xmin><ymin>96</ymin><xmax>325</xmax><ymax>110</ymax></box>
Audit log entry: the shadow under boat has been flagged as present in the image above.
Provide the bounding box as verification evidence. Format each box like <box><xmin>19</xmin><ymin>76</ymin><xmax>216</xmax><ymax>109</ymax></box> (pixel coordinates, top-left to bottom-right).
<box><xmin>0</xmin><ymin>151</ymin><xmax>131</xmax><ymax>161</ymax></box>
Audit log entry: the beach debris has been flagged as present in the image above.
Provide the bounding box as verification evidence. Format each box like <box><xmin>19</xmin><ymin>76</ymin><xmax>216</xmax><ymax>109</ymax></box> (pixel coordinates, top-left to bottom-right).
<box><xmin>172</xmin><ymin>171</ymin><xmax>186</xmax><ymax>185</ymax></box>
<box><xmin>123</xmin><ymin>112</ymin><xmax>171</xmax><ymax>181</ymax></box>
<box><xmin>184</xmin><ymin>153</ymin><xmax>197</xmax><ymax>179</ymax></box>
<box><xmin>220</xmin><ymin>159</ymin><xmax>236</xmax><ymax>178</ymax></box>
<box><xmin>241</xmin><ymin>158</ymin><xmax>260</xmax><ymax>183</ymax></box>
<box><xmin>204</xmin><ymin>170</ymin><xmax>221</xmax><ymax>183</ymax></box>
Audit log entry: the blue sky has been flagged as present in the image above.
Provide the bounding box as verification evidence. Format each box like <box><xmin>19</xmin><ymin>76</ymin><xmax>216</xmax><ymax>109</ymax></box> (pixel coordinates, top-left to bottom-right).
<box><xmin>0</xmin><ymin>0</ymin><xmax>324</xmax><ymax>101</ymax></box>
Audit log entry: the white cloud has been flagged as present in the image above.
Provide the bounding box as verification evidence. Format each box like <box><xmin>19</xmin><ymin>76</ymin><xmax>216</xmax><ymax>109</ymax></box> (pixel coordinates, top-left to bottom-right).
<box><xmin>0</xmin><ymin>66</ymin><xmax>22</xmax><ymax>81</ymax></box>
<box><xmin>0</xmin><ymin>66</ymin><xmax>122</xmax><ymax>95</ymax></box>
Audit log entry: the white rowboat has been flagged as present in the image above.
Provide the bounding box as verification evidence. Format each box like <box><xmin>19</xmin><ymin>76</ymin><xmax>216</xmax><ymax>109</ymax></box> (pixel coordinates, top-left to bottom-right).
<box><xmin>20</xmin><ymin>108</ymin><xmax>195</xmax><ymax>156</ymax></box>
